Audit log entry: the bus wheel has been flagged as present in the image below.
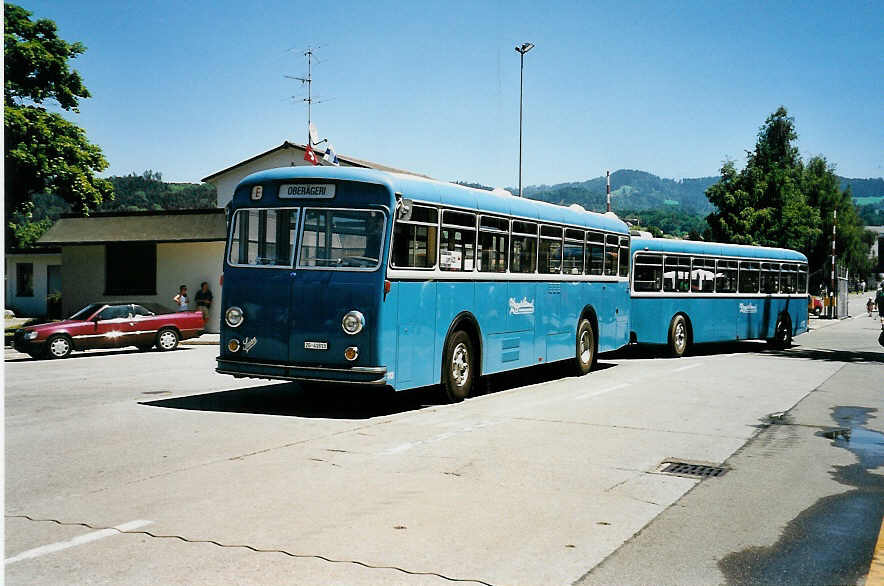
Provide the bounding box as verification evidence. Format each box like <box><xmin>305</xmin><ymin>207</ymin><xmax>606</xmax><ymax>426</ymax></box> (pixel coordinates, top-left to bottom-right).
<box><xmin>668</xmin><ymin>315</ymin><xmax>689</xmax><ymax>357</ymax></box>
<box><xmin>442</xmin><ymin>330</ymin><xmax>474</xmax><ymax>403</ymax></box>
<box><xmin>769</xmin><ymin>317</ymin><xmax>792</xmax><ymax>349</ymax></box>
<box><xmin>574</xmin><ymin>318</ymin><xmax>596</xmax><ymax>375</ymax></box>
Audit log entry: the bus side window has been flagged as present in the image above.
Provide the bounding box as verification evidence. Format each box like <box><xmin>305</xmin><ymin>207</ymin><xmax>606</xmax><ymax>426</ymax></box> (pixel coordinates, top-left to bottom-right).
<box><xmin>440</xmin><ymin>210</ymin><xmax>476</xmax><ymax>272</ymax></box>
<box><xmin>716</xmin><ymin>259</ymin><xmax>737</xmax><ymax>293</ymax></box>
<box><xmin>797</xmin><ymin>264</ymin><xmax>808</xmax><ymax>293</ymax></box>
<box><xmin>633</xmin><ymin>254</ymin><xmax>663</xmax><ymax>292</ymax></box>
<box><xmin>761</xmin><ymin>263</ymin><xmax>780</xmax><ymax>293</ymax></box>
<box><xmin>586</xmin><ymin>232</ymin><xmax>604</xmax><ymax>275</ymax></box>
<box><xmin>738</xmin><ymin>261</ymin><xmax>760</xmax><ymax>293</ymax></box>
<box><xmin>511</xmin><ymin>221</ymin><xmax>538</xmax><ymax>274</ymax></box>
<box><xmin>538</xmin><ymin>225</ymin><xmax>563</xmax><ymax>274</ymax></box>
<box><xmin>391</xmin><ymin>205</ymin><xmax>438</xmax><ymax>269</ymax></box>
<box><xmin>618</xmin><ymin>236</ymin><xmax>630</xmax><ymax>277</ymax></box>
<box><xmin>604</xmin><ymin>234</ymin><xmax>619</xmax><ymax>276</ymax></box>
<box><xmin>563</xmin><ymin>229</ymin><xmax>584</xmax><ymax>275</ymax></box>
<box><xmin>691</xmin><ymin>257</ymin><xmax>714</xmax><ymax>292</ymax></box>
<box><xmin>478</xmin><ymin>216</ymin><xmax>508</xmax><ymax>273</ymax></box>
<box><xmin>663</xmin><ymin>256</ymin><xmax>687</xmax><ymax>292</ymax></box>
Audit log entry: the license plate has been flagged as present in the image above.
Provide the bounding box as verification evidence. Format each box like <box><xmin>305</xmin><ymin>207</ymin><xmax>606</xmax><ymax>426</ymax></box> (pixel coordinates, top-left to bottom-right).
<box><xmin>304</xmin><ymin>341</ymin><xmax>328</xmax><ymax>350</ymax></box>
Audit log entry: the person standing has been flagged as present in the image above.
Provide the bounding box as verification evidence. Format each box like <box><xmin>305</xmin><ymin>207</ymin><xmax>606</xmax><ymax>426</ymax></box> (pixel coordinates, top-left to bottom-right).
<box><xmin>173</xmin><ymin>285</ymin><xmax>189</xmax><ymax>311</ymax></box>
<box><xmin>877</xmin><ymin>286</ymin><xmax>884</xmax><ymax>325</ymax></box>
<box><xmin>195</xmin><ymin>281</ymin><xmax>213</xmax><ymax>321</ymax></box>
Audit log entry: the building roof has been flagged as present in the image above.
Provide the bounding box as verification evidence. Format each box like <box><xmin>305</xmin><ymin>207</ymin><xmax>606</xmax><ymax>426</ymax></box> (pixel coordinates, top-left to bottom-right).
<box><xmin>37</xmin><ymin>209</ymin><xmax>226</xmax><ymax>245</ymax></box>
<box><xmin>200</xmin><ymin>141</ymin><xmax>431</xmax><ymax>183</ymax></box>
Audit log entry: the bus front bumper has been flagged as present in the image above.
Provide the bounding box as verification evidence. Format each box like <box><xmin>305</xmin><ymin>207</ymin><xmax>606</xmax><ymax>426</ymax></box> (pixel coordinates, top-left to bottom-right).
<box><xmin>216</xmin><ymin>357</ymin><xmax>388</xmax><ymax>385</ymax></box>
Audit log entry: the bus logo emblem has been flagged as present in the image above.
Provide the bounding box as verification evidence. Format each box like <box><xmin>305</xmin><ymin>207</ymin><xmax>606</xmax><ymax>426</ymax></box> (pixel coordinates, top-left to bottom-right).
<box><xmin>509</xmin><ymin>297</ymin><xmax>535</xmax><ymax>315</ymax></box>
<box><xmin>242</xmin><ymin>336</ymin><xmax>257</xmax><ymax>353</ymax></box>
<box><xmin>739</xmin><ymin>303</ymin><xmax>757</xmax><ymax>314</ymax></box>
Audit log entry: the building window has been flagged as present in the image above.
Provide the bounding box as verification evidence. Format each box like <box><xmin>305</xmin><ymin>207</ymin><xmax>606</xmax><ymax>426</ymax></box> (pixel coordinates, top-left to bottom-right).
<box><xmin>16</xmin><ymin>263</ymin><xmax>34</xmax><ymax>297</ymax></box>
<box><xmin>105</xmin><ymin>243</ymin><xmax>157</xmax><ymax>295</ymax></box>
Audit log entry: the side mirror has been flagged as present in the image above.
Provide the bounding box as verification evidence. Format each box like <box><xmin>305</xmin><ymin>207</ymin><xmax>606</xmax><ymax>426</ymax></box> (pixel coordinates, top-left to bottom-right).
<box><xmin>397</xmin><ymin>198</ymin><xmax>413</xmax><ymax>222</ymax></box>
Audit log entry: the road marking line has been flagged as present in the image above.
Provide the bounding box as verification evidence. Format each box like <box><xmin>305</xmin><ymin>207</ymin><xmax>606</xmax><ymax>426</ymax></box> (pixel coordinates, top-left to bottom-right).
<box><xmin>867</xmin><ymin>515</ymin><xmax>884</xmax><ymax>585</ymax></box>
<box><xmin>575</xmin><ymin>383</ymin><xmax>629</xmax><ymax>400</ymax></box>
<box><xmin>379</xmin><ymin>421</ymin><xmax>500</xmax><ymax>455</ymax></box>
<box><xmin>673</xmin><ymin>363</ymin><xmax>702</xmax><ymax>373</ymax></box>
<box><xmin>5</xmin><ymin>520</ymin><xmax>152</xmax><ymax>565</ymax></box>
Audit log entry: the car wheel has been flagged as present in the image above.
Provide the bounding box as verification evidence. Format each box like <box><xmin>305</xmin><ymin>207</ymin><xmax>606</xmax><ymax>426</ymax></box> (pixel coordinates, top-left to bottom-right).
<box><xmin>574</xmin><ymin>318</ymin><xmax>596</xmax><ymax>376</ymax></box>
<box><xmin>156</xmin><ymin>328</ymin><xmax>179</xmax><ymax>352</ymax></box>
<box><xmin>668</xmin><ymin>314</ymin><xmax>689</xmax><ymax>358</ymax></box>
<box><xmin>441</xmin><ymin>330</ymin><xmax>474</xmax><ymax>403</ymax></box>
<box><xmin>46</xmin><ymin>334</ymin><xmax>73</xmax><ymax>359</ymax></box>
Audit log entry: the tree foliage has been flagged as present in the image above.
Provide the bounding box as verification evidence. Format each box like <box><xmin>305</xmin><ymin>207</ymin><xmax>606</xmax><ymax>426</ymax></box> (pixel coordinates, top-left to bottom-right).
<box><xmin>5</xmin><ymin>3</ymin><xmax>112</xmax><ymax>246</ymax></box>
<box><xmin>705</xmin><ymin>106</ymin><xmax>873</xmax><ymax>276</ymax></box>
<box><xmin>705</xmin><ymin>107</ymin><xmax>821</xmax><ymax>251</ymax></box>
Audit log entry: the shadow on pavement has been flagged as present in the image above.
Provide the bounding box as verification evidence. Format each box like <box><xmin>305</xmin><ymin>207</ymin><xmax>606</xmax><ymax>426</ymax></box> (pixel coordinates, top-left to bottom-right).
<box><xmin>141</xmin><ymin>360</ymin><xmax>618</xmax><ymax>419</ymax></box>
<box><xmin>606</xmin><ymin>340</ymin><xmax>767</xmax><ymax>360</ymax></box>
<box><xmin>773</xmin><ymin>347</ymin><xmax>884</xmax><ymax>364</ymax></box>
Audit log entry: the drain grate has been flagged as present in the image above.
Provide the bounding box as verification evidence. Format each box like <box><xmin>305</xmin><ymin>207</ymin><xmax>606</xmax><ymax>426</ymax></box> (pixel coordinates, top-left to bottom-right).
<box><xmin>657</xmin><ymin>460</ymin><xmax>727</xmax><ymax>478</ymax></box>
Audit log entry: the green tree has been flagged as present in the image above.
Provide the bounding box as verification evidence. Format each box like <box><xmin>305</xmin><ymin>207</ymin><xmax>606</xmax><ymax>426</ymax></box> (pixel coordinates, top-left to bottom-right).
<box><xmin>705</xmin><ymin>107</ymin><xmax>821</xmax><ymax>251</ymax></box>
<box><xmin>5</xmin><ymin>4</ymin><xmax>112</xmax><ymax>247</ymax></box>
<box><xmin>803</xmin><ymin>156</ymin><xmax>874</xmax><ymax>277</ymax></box>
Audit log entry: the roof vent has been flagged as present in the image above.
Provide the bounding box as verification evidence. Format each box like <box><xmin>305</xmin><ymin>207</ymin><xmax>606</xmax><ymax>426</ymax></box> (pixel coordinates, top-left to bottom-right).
<box><xmin>569</xmin><ymin>203</ymin><xmax>586</xmax><ymax>212</ymax></box>
<box><xmin>491</xmin><ymin>187</ymin><xmax>513</xmax><ymax>197</ymax></box>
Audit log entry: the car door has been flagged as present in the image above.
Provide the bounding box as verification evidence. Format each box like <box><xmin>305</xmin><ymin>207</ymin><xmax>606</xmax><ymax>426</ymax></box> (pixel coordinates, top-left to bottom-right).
<box><xmin>91</xmin><ymin>305</ymin><xmax>133</xmax><ymax>349</ymax></box>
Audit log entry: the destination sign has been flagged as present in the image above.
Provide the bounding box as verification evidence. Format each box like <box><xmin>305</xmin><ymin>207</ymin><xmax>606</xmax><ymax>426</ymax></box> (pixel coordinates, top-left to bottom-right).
<box><xmin>279</xmin><ymin>183</ymin><xmax>336</xmax><ymax>199</ymax></box>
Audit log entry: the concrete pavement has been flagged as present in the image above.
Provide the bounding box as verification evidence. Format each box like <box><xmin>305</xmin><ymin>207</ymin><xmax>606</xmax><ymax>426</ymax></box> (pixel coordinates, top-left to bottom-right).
<box><xmin>5</xmin><ymin>297</ymin><xmax>882</xmax><ymax>585</ymax></box>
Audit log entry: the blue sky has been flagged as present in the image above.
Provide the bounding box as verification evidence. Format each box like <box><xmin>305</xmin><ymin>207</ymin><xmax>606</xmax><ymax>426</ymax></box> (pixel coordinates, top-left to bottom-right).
<box><xmin>18</xmin><ymin>0</ymin><xmax>884</xmax><ymax>187</ymax></box>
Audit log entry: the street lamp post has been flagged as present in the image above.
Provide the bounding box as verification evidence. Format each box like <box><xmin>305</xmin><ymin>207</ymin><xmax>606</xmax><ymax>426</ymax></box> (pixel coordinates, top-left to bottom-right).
<box><xmin>515</xmin><ymin>42</ymin><xmax>534</xmax><ymax>197</ymax></box>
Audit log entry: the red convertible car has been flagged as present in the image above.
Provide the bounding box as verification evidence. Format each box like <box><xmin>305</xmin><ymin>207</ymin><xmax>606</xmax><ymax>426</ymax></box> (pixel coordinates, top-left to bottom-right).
<box><xmin>13</xmin><ymin>302</ymin><xmax>205</xmax><ymax>359</ymax></box>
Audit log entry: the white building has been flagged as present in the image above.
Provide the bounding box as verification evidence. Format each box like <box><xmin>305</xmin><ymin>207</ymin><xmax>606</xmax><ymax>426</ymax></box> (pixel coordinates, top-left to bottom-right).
<box><xmin>4</xmin><ymin>248</ymin><xmax>63</xmax><ymax>317</ymax></box>
<box><xmin>37</xmin><ymin>210</ymin><xmax>226</xmax><ymax>332</ymax></box>
<box><xmin>202</xmin><ymin>141</ymin><xmax>428</xmax><ymax>207</ymax></box>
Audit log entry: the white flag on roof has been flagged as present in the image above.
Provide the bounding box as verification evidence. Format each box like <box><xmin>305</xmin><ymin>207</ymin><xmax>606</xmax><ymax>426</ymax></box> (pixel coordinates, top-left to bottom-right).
<box><xmin>323</xmin><ymin>143</ymin><xmax>339</xmax><ymax>166</ymax></box>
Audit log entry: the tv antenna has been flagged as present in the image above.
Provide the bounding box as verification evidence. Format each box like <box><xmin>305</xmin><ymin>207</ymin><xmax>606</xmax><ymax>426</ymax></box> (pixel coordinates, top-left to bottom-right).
<box><xmin>285</xmin><ymin>46</ymin><xmax>332</xmax><ymax>147</ymax></box>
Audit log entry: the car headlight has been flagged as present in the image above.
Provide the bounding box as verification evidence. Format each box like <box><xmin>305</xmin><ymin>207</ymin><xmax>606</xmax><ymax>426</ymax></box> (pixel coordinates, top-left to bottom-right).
<box><xmin>341</xmin><ymin>310</ymin><xmax>365</xmax><ymax>335</ymax></box>
<box><xmin>225</xmin><ymin>306</ymin><xmax>244</xmax><ymax>328</ymax></box>
<box><xmin>24</xmin><ymin>331</ymin><xmax>38</xmax><ymax>340</ymax></box>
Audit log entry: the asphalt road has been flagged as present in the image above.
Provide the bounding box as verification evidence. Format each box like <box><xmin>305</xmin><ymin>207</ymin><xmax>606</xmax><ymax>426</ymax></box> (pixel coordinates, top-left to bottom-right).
<box><xmin>5</xmin><ymin>296</ymin><xmax>883</xmax><ymax>585</ymax></box>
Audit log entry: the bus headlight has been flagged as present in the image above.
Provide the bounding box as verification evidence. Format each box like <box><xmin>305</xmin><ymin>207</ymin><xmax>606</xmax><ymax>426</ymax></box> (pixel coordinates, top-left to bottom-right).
<box><xmin>226</xmin><ymin>306</ymin><xmax>244</xmax><ymax>328</ymax></box>
<box><xmin>341</xmin><ymin>310</ymin><xmax>365</xmax><ymax>335</ymax></box>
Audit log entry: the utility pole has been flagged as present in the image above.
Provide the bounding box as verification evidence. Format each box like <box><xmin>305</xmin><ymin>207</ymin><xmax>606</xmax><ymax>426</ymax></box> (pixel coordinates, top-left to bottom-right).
<box><xmin>515</xmin><ymin>42</ymin><xmax>534</xmax><ymax>197</ymax></box>
<box><xmin>606</xmin><ymin>170</ymin><xmax>611</xmax><ymax>212</ymax></box>
<box><xmin>830</xmin><ymin>209</ymin><xmax>837</xmax><ymax>318</ymax></box>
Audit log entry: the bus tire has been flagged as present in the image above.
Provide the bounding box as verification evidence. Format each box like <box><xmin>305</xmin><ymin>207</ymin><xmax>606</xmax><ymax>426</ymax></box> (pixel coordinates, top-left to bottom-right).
<box><xmin>441</xmin><ymin>330</ymin><xmax>474</xmax><ymax>403</ymax></box>
<box><xmin>769</xmin><ymin>316</ymin><xmax>792</xmax><ymax>349</ymax></box>
<box><xmin>667</xmin><ymin>314</ymin><xmax>689</xmax><ymax>358</ymax></box>
<box><xmin>574</xmin><ymin>318</ymin><xmax>596</xmax><ymax>375</ymax></box>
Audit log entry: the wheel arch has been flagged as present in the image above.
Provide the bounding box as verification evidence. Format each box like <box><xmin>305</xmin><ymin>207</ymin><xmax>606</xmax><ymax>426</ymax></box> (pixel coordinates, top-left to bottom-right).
<box><xmin>442</xmin><ymin>311</ymin><xmax>483</xmax><ymax>379</ymax></box>
<box><xmin>672</xmin><ymin>311</ymin><xmax>694</xmax><ymax>346</ymax></box>
<box><xmin>579</xmin><ymin>305</ymin><xmax>599</xmax><ymax>346</ymax></box>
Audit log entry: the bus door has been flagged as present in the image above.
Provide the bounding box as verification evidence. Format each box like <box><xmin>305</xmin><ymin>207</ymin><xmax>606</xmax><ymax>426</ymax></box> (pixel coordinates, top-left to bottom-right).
<box><xmin>225</xmin><ymin>208</ymin><xmax>300</xmax><ymax>363</ymax></box>
<box><xmin>736</xmin><ymin>261</ymin><xmax>760</xmax><ymax>339</ymax></box>
<box><xmin>288</xmin><ymin>208</ymin><xmax>386</xmax><ymax>367</ymax></box>
<box><xmin>508</xmin><ymin>221</ymin><xmax>539</xmax><ymax>365</ymax></box>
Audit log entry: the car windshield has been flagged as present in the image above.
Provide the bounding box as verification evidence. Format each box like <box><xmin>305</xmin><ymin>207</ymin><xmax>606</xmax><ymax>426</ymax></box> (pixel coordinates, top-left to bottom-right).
<box><xmin>298</xmin><ymin>209</ymin><xmax>386</xmax><ymax>269</ymax></box>
<box><xmin>69</xmin><ymin>303</ymin><xmax>104</xmax><ymax>320</ymax></box>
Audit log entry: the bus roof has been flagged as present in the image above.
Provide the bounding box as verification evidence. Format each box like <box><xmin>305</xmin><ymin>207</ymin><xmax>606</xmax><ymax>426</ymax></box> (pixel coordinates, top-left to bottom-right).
<box><xmin>631</xmin><ymin>236</ymin><xmax>808</xmax><ymax>262</ymax></box>
<box><xmin>236</xmin><ymin>166</ymin><xmax>629</xmax><ymax>234</ymax></box>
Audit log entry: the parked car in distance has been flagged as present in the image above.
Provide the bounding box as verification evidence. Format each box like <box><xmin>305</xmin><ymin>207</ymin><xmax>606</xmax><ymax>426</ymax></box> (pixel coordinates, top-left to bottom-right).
<box><xmin>808</xmin><ymin>295</ymin><xmax>823</xmax><ymax>316</ymax></box>
<box><xmin>13</xmin><ymin>302</ymin><xmax>205</xmax><ymax>359</ymax></box>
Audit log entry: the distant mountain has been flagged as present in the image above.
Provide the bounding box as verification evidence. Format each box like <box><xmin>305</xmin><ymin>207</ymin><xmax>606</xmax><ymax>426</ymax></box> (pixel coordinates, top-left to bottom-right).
<box><xmin>494</xmin><ymin>170</ymin><xmax>883</xmax><ymax>215</ymax></box>
<box><xmin>512</xmin><ymin>170</ymin><xmax>719</xmax><ymax>214</ymax></box>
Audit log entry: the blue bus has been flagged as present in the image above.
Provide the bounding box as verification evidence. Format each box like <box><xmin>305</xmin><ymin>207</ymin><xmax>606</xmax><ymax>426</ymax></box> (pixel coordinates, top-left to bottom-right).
<box><xmin>216</xmin><ymin>166</ymin><xmax>632</xmax><ymax>401</ymax></box>
<box><xmin>628</xmin><ymin>236</ymin><xmax>809</xmax><ymax>356</ymax></box>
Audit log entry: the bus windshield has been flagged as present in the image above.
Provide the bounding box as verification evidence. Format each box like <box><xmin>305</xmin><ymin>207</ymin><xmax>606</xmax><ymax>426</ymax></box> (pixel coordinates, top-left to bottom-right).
<box><xmin>298</xmin><ymin>209</ymin><xmax>385</xmax><ymax>269</ymax></box>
